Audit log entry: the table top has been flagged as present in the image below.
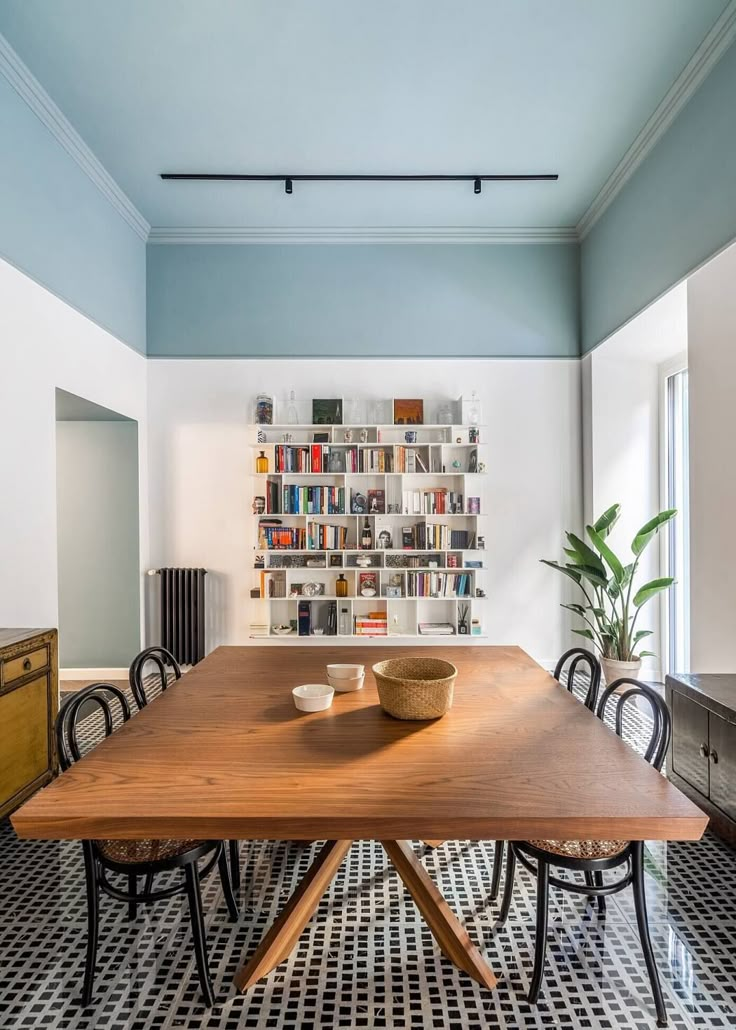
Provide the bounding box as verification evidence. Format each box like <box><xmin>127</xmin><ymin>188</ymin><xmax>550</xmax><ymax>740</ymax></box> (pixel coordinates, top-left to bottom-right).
<box><xmin>13</xmin><ymin>646</ymin><xmax>708</xmax><ymax>842</ymax></box>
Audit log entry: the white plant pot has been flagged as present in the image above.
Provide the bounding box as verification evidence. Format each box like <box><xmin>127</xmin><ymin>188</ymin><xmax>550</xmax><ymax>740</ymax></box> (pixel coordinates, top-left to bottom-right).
<box><xmin>600</xmin><ymin>657</ymin><xmax>642</xmax><ymax>689</ymax></box>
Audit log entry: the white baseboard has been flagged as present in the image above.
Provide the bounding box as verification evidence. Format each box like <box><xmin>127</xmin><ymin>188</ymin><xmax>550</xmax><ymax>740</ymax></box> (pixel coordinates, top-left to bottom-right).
<box><xmin>60</xmin><ymin>668</ymin><xmax>129</xmax><ymax>681</ymax></box>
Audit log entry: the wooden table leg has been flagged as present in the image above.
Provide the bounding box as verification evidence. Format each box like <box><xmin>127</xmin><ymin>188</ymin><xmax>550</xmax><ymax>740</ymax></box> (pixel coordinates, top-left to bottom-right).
<box><xmin>382</xmin><ymin>839</ymin><xmax>497</xmax><ymax>989</ymax></box>
<box><xmin>233</xmin><ymin>839</ymin><xmax>353</xmax><ymax>991</ymax></box>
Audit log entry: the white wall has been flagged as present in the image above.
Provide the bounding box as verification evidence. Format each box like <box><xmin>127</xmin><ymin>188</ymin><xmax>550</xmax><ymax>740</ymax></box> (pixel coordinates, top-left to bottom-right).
<box><xmin>146</xmin><ymin>359</ymin><xmax>582</xmax><ymax>665</ymax></box>
<box><xmin>0</xmin><ymin>258</ymin><xmax>149</xmax><ymax>658</ymax></box>
<box><xmin>584</xmin><ymin>285</ymin><xmax>687</xmax><ymax>675</ymax></box>
<box><xmin>688</xmin><ymin>240</ymin><xmax>736</xmax><ymax>671</ymax></box>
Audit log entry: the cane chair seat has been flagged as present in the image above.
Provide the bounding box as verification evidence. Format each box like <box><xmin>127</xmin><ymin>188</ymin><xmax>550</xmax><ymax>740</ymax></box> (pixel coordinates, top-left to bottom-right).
<box><xmin>526</xmin><ymin>838</ymin><xmax>629</xmax><ymax>860</ymax></box>
<box><xmin>95</xmin><ymin>838</ymin><xmax>207</xmax><ymax>865</ymax></box>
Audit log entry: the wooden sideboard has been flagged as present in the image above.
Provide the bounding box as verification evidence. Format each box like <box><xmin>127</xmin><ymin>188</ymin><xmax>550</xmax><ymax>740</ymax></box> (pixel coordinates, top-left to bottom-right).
<box><xmin>666</xmin><ymin>673</ymin><xmax>736</xmax><ymax>846</ymax></box>
<box><xmin>0</xmin><ymin>628</ymin><xmax>58</xmax><ymax>820</ymax></box>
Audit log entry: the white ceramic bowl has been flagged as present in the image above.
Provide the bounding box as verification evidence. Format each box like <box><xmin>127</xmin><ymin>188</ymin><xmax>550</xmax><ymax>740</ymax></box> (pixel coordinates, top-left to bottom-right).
<box><xmin>328</xmin><ymin>674</ymin><xmax>365</xmax><ymax>693</ymax></box>
<box><xmin>326</xmin><ymin>663</ymin><xmax>365</xmax><ymax>680</ymax></box>
<box><xmin>292</xmin><ymin>684</ymin><xmax>334</xmax><ymax>712</ymax></box>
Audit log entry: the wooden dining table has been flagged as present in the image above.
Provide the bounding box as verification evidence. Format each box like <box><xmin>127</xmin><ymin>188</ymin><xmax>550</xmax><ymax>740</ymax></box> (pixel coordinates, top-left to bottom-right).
<box><xmin>12</xmin><ymin>645</ymin><xmax>708</xmax><ymax>992</ymax></box>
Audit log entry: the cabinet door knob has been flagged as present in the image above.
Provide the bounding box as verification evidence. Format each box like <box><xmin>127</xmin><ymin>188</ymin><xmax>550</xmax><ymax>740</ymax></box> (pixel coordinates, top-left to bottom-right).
<box><xmin>709</xmin><ymin>749</ymin><xmax>719</xmax><ymax>765</ymax></box>
<box><xmin>699</xmin><ymin>743</ymin><xmax>709</xmax><ymax>758</ymax></box>
<box><xmin>23</xmin><ymin>658</ymin><xmax>32</xmax><ymax>672</ymax></box>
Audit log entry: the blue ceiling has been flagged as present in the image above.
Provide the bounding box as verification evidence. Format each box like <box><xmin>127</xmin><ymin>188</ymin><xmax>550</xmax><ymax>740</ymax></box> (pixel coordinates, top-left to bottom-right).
<box><xmin>0</xmin><ymin>0</ymin><xmax>729</xmax><ymax>230</ymax></box>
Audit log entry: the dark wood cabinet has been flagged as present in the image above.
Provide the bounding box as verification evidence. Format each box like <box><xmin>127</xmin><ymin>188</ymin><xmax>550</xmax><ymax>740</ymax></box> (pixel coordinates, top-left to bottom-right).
<box><xmin>0</xmin><ymin>628</ymin><xmax>58</xmax><ymax>820</ymax></box>
<box><xmin>666</xmin><ymin>673</ymin><xmax>736</xmax><ymax>846</ymax></box>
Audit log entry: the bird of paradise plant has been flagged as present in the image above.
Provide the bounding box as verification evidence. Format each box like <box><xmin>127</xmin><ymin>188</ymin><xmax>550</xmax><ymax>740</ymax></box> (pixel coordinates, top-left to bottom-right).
<box><xmin>542</xmin><ymin>503</ymin><xmax>677</xmax><ymax>661</ymax></box>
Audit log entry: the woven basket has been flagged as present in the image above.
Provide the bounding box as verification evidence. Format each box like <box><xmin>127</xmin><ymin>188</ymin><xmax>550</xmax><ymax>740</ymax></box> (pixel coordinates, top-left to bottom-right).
<box><xmin>372</xmin><ymin>657</ymin><xmax>458</xmax><ymax>720</ymax></box>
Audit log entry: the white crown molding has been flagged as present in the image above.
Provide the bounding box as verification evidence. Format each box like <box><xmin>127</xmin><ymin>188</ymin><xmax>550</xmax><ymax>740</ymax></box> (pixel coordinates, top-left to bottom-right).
<box><xmin>577</xmin><ymin>0</ymin><xmax>736</xmax><ymax>238</ymax></box>
<box><xmin>148</xmin><ymin>225</ymin><xmax>578</xmax><ymax>244</ymax></box>
<box><xmin>0</xmin><ymin>32</ymin><xmax>150</xmax><ymax>240</ymax></box>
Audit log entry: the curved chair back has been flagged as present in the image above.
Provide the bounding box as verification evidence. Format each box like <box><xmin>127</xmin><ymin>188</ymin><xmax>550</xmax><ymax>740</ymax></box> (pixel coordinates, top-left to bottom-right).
<box><xmin>553</xmin><ymin>647</ymin><xmax>601</xmax><ymax>711</ymax></box>
<box><xmin>597</xmin><ymin>679</ymin><xmax>671</xmax><ymax>770</ymax></box>
<box><xmin>129</xmin><ymin>646</ymin><xmax>181</xmax><ymax>709</ymax></box>
<box><xmin>56</xmin><ymin>682</ymin><xmax>131</xmax><ymax>771</ymax></box>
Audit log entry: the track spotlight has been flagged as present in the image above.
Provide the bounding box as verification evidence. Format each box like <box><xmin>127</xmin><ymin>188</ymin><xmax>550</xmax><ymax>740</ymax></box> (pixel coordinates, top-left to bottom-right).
<box><xmin>285</xmin><ymin>178</ymin><xmax>293</xmax><ymax>194</ymax></box>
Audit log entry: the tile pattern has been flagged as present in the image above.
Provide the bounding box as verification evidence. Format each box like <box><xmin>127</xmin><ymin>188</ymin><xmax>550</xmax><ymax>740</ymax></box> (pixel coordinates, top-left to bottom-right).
<box><xmin>0</xmin><ymin>682</ymin><xmax>733</xmax><ymax>1029</ymax></box>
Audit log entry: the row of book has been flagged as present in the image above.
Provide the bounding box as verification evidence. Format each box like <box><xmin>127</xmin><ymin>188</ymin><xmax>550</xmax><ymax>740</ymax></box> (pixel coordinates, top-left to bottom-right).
<box><xmin>400</xmin><ymin>523</ymin><xmax>474</xmax><ymax>550</ymax></box>
<box><xmin>273</xmin><ymin>445</ymin><xmax>313</xmax><ymax>473</ymax></box>
<box><xmin>354</xmin><ymin>613</ymin><xmax>388</xmax><ymax>636</ymax></box>
<box><xmin>259</xmin><ymin>526</ymin><xmax>306</xmax><ymax>549</ymax></box>
<box><xmin>272</xmin><ymin>485</ymin><xmax>346</xmax><ymax>515</ymax></box>
<box><xmin>394</xmin><ymin>446</ymin><xmax>429</xmax><ymax>473</ymax></box>
<box><xmin>406</xmin><ymin>572</ymin><xmax>473</xmax><ymax>597</ymax></box>
<box><xmin>401</xmin><ymin>489</ymin><xmax>464</xmax><ymax>515</ymax></box>
<box><xmin>306</xmin><ymin>522</ymin><xmax>349</xmax><ymax>550</ymax></box>
<box><xmin>259</xmin><ymin>571</ymin><xmax>288</xmax><ymax>598</ymax></box>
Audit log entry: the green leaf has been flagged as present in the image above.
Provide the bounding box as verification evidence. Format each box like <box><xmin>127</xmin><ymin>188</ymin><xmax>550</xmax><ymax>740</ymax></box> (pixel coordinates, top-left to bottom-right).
<box><xmin>633</xmin><ymin>577</ymin><xmax>675</xmax><ymax>607</ymax></box>
<box><xmin>632</xmin><ymin>629</ymin><xmax>653</xmax><ymax>645</ymax></box>
<box><xmin>569</xmin><ymin>563</ymin><xmax>609</xmax><ymax>588</ymax></box>
<box><xmin>572</xmin><ymin>628</ymin><xmax>594</xmax><ymax>640</ymax></box>
<box><xmin>638</xmin><ymin>650</ymin><xmax>657</xmax><ymax>658</ymax></box>
<box><xmin>540</xmin><ymin>559</ymin><xmax>581</xmax><ymax>584</ymax></box>
<box><xmin>563</xmin><ymin>547</ymin><xmax>579</xmax><ymax>561</ymax></box>
<box><xmin>565</xmin><ymin>532</ymin><xmax>606</xmax><ymax>576</ymax></box>
<box><xmin>632</xmin><ymin>509</ymin><xmax>677</xmax><ymax>556</ymax></box>
<box><xmin>586</xmin><ymin>524</ymin><xmax>626</xmax><ymax>584</ymax></box>
<box><xmin>561</xmin><ymin>603</ymin><xmax>587</xmax><ymax>616</ymax></box>
<box><xmin>593</xmin><ymin>504</ymin><xmax>621</xmax><ymax>538</ymax></box>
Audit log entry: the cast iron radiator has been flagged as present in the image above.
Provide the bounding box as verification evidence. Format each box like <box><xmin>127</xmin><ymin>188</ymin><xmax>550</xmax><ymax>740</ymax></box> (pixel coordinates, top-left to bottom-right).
<box><xmin>158</xmin><ymin>567</ymin><xmax>207</xmax><ymax>665</ymax></box>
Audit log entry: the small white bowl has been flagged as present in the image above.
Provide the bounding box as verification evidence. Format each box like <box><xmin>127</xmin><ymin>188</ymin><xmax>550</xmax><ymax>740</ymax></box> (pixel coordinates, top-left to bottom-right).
<box><xmin>326</xmin><ymin>663</ymin><xmax>365</xmax><ymax>680</ymax></box>
<box><xmin>328</xmin><ymin>674</ymin><xmax>365</xmax><ymax>693</ymax></box>
<box><xmin>292</xmin><ymin>684</ymin><xmax>334</xmax><ymax>712</ymax></box>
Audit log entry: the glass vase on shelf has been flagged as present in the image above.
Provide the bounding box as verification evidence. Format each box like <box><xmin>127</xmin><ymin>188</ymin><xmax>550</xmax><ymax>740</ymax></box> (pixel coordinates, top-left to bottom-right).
<box><xmin>436</xmin><ymin>402</ymin><xmax>454</xmax><ymax>425</ymax></box>
<box><xmin>336</xmin><ymin>574</ymin><xmax>348</xmax><ymax>597</ymax></box>
<box><xmin>286</xmin><ymin>389</ymin><xmax>299</xmax><ymax>425</ymax></box>
<box><xmin>465</xmin><ymin>391</ymin><xmax>481</xmax><ymax>427</ymax></box>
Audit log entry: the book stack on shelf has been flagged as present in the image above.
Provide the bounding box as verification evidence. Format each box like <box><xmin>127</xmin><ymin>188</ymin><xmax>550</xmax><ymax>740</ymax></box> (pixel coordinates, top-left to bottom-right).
<box><xmin>250</xmin><ymin>394</ymin><xmax>487</xmax><ymax>641</ymax></box>
<box><xmin>355</xmin><ymin>612</ymin><xmax>388</xmax><ymax>636</ymax></box>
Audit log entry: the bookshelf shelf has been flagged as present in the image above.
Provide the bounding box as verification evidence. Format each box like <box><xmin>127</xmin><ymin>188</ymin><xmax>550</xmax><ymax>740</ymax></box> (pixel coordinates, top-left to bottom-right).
<box><xmin>250</xmin><ymin>404</ymin><xmax>486</xmax><ymax>641</ymax></box>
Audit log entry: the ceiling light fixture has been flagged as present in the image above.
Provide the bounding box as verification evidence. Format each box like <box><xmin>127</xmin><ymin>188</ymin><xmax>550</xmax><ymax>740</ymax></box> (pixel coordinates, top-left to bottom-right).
<box><xmin>160</xmin><ymin>172</ymin><xmax>558</xmax><ymax>195</ymax></box>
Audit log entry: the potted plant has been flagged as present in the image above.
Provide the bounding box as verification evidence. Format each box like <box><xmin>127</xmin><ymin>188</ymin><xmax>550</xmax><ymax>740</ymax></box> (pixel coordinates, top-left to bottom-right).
<box><xmin>542</xmin><ymin>504</ymin><xmax>676</xmax><ymax>684</ymax></box>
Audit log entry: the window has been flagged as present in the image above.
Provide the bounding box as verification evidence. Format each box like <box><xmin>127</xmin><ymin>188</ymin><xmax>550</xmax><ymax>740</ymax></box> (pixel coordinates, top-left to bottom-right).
<box><xmin>663</xmin><ymin>364</ymin><xmax>689</xmax><ymax>673</ymax></box>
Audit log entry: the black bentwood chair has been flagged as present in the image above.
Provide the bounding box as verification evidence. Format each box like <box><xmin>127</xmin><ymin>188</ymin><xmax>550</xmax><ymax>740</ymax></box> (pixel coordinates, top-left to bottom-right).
<box><xmin>488</xmin><ymin>648</ymin><xmax>603</xmax><ymax>904</ymax></box>
<box><xmin>553</xmin><ymin>647</ymin><xmax>601</xmax><ymax>712</ymax></box>
<box><xmin>128</xmin><ymin>645</ymin><xmax>182</xmax><ymax>709</ymax></box>
<box><xmin>129</xmin><ymin>647</ymin><xmax>242</xmax><ymax>892</ymax></box>
<box><xmin>497</xmin><ymin>679</ymin><xmax>672</xmax><ymax>1028</ymax></box>
<box><xmin>56</xmin><ymin>683</ymin><xmax>239</xmax><ymax>1008</ymax></box>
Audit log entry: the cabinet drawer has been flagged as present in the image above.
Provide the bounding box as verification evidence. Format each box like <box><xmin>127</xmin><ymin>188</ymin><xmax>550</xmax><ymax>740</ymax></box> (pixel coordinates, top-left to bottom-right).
<box><xmin>672</xmin><ymin>691</ymin><xmax>710</xmax><ymax>796</ymax></box>
<box><xmin>0</xmin><ymin>673</ymin><xmax>50</xmax><ymax>806</ymax></box>
<box><xmin>709</xmin><ymin>713</ymin><xmax>736</xmax><ymax>821</ymax></box>
<box><xmin>2</xmin><ymin>644</ymin><xmax>49</xmax><ymax>686</ymax></box>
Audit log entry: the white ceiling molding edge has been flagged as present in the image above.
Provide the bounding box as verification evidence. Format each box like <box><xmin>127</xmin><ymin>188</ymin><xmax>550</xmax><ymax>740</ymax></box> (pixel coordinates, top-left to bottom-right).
<box><xmin>0</xmin><ymin>32</ymin><xmax>150</xmax><ymax>241</ymax></box>
<box><xmin>577</xmin><ymin>0</ymin><xmax>736</xmax><ymax>239</ymax></box>
<box><xmin>147</xmin><ymin>226</ymin><xmax>579</xmax><ymax>244</ymax></box>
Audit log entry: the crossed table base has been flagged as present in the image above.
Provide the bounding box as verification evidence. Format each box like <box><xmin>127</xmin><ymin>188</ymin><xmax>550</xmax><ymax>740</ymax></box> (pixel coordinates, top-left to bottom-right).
<box><xmin>234</xmin><ymin>839</ymin><xmax>497</xmax><ymax>991</ymax></box>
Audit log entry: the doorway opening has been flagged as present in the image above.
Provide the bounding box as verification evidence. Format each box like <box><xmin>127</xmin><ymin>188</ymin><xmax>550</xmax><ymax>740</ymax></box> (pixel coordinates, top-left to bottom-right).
<box><xmin>55</xmin><ymin>389</ymin><xmax>140</xmax><ymax>673</ymax></box>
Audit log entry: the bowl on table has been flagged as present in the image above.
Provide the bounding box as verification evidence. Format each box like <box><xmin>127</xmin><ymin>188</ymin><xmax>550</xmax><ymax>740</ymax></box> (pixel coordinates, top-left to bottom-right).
<box><xmin>326</xmin><ymin>664</ymin><xmax>365</xmax><ymax>692</ymax></box>
<box><xmin>292</xmin><ymin>684</ymin><xmax>334</xmax><ymax>712</ymax></box>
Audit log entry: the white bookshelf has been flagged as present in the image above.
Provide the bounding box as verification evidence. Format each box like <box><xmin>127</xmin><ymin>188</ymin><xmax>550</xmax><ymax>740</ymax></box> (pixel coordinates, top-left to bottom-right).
<box><xmin>249</xmin><ymin>404</ymin><xmax>487</xmax><ymax>642</ymax></box>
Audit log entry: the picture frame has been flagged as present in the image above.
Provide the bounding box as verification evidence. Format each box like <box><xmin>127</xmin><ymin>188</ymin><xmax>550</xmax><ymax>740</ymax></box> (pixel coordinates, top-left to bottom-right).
<box><xmin>386</xmin><ymin>585</ymin><xmax>402</xmax><ymax>598</ymax></box>
<box><xmin>312</xmin><ymin>399</ymin><xmax>343</xmax><ymax>425</ymax></box>
<box><xmin>468</xmin><ymin>448</ymin><xmax>478</xmax><ymax>474</ymax></box>
<box><xmin>359</xmin><ymin>571</ymin><xmax>378</xmax><ymax>597</ymax></box>
<box><xmin>313</xmin><ymin>431</ymin><xmax>329</xmax><ymax>443</ymax></box>
<box><xmin>393</xmin><ymin>398</ymin><xmax>424</xmax><ymax>425</ymax></box>
<box><xmin>329</xmin><ymin>553</ymin><xmax>344</xmax><ymax>567</ymax></box>
<box><xmin>367</xmin><ymin>489</ymin><xmax>385</xmax><ymax>514</ymax></box>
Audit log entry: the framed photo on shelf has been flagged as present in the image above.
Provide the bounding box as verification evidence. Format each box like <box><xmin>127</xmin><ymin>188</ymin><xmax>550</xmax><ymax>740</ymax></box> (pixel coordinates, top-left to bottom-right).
<box><xmin>313</xmin><ymin>431</ymin><xmax>329</xmax><ymax>443</ymax></box>
<box><xmin>312</xmin><ymin>399</ymin><xmax>343</xmax><ymax>425</ymax></box>
<box><xmin>393</xmin><ymin>399</ymin><xmax>424</xmax><ymax>425</ymax></box>
<box><xmin>367</xmin><ymin>489</ymin><xmax>385</xmax><ymax>513</ymax></box>
<box><xmin>359</xmin><ymin>571</ymin><xmax>378</xmax><ymax>597</ymax></box>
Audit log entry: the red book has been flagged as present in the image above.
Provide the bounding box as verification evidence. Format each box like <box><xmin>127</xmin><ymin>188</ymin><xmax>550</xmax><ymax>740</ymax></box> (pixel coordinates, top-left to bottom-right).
<box><xmin>311</xmin><ymin>444</ymin><xmax>321</xmax><ymax>473</ymax></box>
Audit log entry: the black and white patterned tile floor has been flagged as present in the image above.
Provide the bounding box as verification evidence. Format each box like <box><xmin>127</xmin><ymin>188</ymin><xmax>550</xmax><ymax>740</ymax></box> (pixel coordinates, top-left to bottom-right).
<box><xmin>2</xmin><ymin>682</ymin><xmax>735</xmax><ymax>1030</ymax></box>
<box><xmin>1</xmin><ymin>827</ymin><xmax>735</xmax><ymax>1030</ymax></box>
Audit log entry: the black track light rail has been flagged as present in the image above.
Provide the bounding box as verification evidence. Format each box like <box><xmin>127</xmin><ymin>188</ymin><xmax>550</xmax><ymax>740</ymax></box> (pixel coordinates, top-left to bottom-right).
<box><xmin>160</xmin><ymin>172</ymin><xmax>558</xmax><ymax>194</ymax></box>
